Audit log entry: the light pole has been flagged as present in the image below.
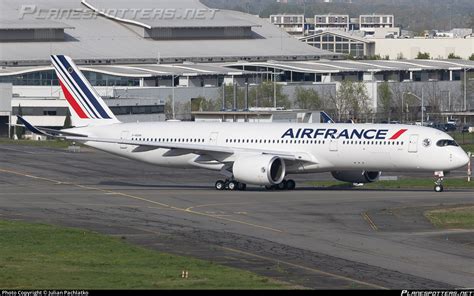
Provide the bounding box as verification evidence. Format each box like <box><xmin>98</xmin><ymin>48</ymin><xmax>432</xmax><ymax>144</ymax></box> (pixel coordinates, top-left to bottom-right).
<box><xmin>401</xmin><ymin>92</ymin><xmax>405</xmax><ymax>123</ymax></box>
<box><xmin>464</xmin><ymin>67</ymin><xmax>472</xmax><ymax>112</ymax></box>
<box><xmin>172</xmin><ymin>74</ymin><xmax>176</xmax><ymax>119</ymax></box>
<box><xmin>273</xmin><ymin>70</ymin><xmax>277</xmax><ymax>108</ymax></box>
<box><xmin>404</xmin><ymin>90</ymin><xmax>424</xmax><ymax>125</ymax></box>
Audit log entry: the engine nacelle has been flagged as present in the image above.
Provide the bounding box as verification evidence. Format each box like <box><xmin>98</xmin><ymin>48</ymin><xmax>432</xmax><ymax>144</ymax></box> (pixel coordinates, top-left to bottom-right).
<box><xmin>331</xmin><ymin>171</ymin><xmax>381</xmax><ymax>183</ymax></box>
<box><xmin>233</xmin><ymin>155</ymin><xmax>286</xmax><ymax>186</ymax></box>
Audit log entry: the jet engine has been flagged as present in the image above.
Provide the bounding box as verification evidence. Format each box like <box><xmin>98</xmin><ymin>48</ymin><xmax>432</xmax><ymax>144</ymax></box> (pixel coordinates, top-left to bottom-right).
<box><xmin>233</xmin><ymin>155</ymin><xmax>286</xmax><ymax>186</ymax></box>
<box><xmin>331</xmin><ymin>171</ymin><xmax>381</xmax><ymax>183</ymax></box>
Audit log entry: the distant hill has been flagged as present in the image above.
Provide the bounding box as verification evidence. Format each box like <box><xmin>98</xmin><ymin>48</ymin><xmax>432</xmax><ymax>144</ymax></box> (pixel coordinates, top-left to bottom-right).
<box><xmin>201</xmin><ymin>0</ymin><xmax>474</xmax><ymax>32</ymax></box>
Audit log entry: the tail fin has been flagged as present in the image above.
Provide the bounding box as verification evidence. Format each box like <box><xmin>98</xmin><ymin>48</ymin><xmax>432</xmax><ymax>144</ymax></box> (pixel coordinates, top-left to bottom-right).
<box><xmin>51</xmin><ymin>55</ymin><xmax>120</xmax><ymax>126</ymax></box>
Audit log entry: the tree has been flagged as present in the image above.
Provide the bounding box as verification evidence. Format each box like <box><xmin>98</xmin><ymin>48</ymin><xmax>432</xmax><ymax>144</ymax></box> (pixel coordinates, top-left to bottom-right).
<box><xmin>329</xmin><ymin>80</ymin><xmax>371</xmax><ymax>122</ymax></box>
<box><xmin>351</xmin><ymin>82</ymin><xmax>372</xmax><ymax>123</ymax></box>
<box><xmin>365</xmin><ymin>54</ymin><xmax>387</xmax><ymax>60</ymax></box>
<box><xmin>166</xmin><ymin>96</ymin><xmax>192</xmax><ymax>121</ymax></box>
<box><xmin>219</xmin><ymin>84</ymin><xmax>245</xmax><ymax>110</ymax></box>
<box><xmin>346</xmin><ymin>53</ymin><xmax>356</xmax><ymax>60</ymax></box>
<box><xmin>294</xmin><ymin>87</ymin><xmax>321</xmax><ymax>110</ymax></box>
<box><xmin>416</xmin><ymin>52</ymin><xmax>431</xmax><ymax>59</ymax></box>
<box><xmin>164</xmin><ymin>96</ymin><xmax>173</xmax><ymax>120</ymax></box>
<box><xmin>468</xmin><ymin>13</ymin><xmax>474</xmax><ymax>29</ymax></box>
<box><xmin>469</xmin><ymin>53</ymin><xmax>474</xmax><ymax>61</ymax></box>
<box><xmin>447</xmin><ymin>53</ymin><xmax>461</xmax><ymax>59</ymax></box>
<box><xmin>248</xmin><ymin>81</ymin><xmax>290</xmax><ymax>109</ymax></box>
<box><xmin>15</xmin><ymin>104</ymin><xmax>25</xmax><ymax>140</ymax></box>
<box><xmin>191</xmin><ymin>96</ymin><xmax>220</xmax><ymax>112</ymax></box>
<box><xmin>204</xmin><ymin>0</ymin><xmax>474</xmax><ymax>34</ymax></box>
<box><xmin>378</xmin><ymin>82</ymin><xmax>393</xmax><ymax>122</ymax></box>
<box><xmin>329</xmin><ymin>81</ymin><xmax>351</xmax><ymax>122</ymax></box>
<box><xmin>63</xmin><ymin>110</ymin><xmax>72</xmax><ymax>128</ymax></box>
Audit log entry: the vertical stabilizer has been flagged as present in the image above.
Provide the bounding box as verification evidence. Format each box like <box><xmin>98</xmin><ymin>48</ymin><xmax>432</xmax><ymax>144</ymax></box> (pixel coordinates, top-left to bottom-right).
<box><xmin>51</xmin><ymin>55</ymin><xmax>120</xmax><ymax>126</ymax></box>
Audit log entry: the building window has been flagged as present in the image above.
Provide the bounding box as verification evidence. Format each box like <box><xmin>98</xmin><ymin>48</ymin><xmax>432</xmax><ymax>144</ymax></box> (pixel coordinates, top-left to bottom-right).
<box><xmin>43</xmin><ymin>110</ymin><xmax>57</xmax><ymax>116</ymax></box>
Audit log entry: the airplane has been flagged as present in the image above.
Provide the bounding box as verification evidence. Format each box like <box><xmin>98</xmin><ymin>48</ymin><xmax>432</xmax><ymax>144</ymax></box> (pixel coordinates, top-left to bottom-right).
<box><xmin>18</xmin><ymin>55</ymin><xmax>470</xmax><ymax>193</ymax></box>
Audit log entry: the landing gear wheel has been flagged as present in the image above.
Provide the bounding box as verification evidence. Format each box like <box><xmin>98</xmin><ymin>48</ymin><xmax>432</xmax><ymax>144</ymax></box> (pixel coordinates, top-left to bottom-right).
<box><xmin>286</xmin><ymin>179</ymin><xmax>296</xmax><ymax>191</ymax></box>
<box><xmin>434</xmin><ymin>185</ymin><xmax>444</xmax><ymax>193</ymax></box>
<box><xmin>215</xmin><ymin>180</ymin><xmax>225</xmax><ymax>190</ymax></box>
<box><xmin>237</xmin><ymin>182</ymin><xmax>247</xmax><ymax>191</ymax></box>
<box><xmin>433</xmin><ymin>171</ymin><xmax>445</xmax><ymax>193</ymax></box>
<box><xmin>278</xmin><ymin>180</ymin><xmax>287</xmax><ymax>190</ymax></box>
<box><xmin>228</xmin><ymin>181</ymin><xmax>238</xmax><ymax>191</ymax></box>
<box><xmin>265</xmin><ymin>185</ymin><xmax>274</xmax><ymax>191</ymax></box>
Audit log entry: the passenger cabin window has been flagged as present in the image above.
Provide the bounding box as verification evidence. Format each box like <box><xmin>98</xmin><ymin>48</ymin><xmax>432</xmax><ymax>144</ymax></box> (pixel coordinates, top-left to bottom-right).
<box><xmin>436</xmin><ymin>139</ymin><xmax>459</xmax><ymax>147</ymax></box>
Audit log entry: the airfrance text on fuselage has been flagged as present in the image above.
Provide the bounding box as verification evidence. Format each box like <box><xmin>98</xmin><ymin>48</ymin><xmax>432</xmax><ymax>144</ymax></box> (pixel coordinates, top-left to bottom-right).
<box><xmin>281</xmin><ymin>128</ymin><xmax>391</xmax><ymax>140</ymax></box>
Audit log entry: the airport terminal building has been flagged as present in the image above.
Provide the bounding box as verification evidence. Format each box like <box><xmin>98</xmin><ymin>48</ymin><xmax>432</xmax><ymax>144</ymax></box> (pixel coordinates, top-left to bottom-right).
<box><xmin>0</xmin><ymin>0</ymin><xmax>473</xmax><ymax>134</ymax></box>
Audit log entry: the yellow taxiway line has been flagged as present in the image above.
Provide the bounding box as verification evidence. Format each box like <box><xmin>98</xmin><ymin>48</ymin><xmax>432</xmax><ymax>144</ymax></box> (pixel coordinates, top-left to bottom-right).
<box><xmin>0</xmin><ymin>168</ymin><xmax>283</xmax><ymax>233</ymax></box>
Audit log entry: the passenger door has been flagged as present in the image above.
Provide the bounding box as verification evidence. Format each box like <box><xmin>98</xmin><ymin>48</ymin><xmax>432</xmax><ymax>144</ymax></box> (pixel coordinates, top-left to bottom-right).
<box><xmin>408</xmin><ymin>135</ymin><xmax>418</xmax><ymax>153</ymax></box>
<box><xmin>120</xmin><ymin>131</ymin><xmax>129</xmax><ymax>149</ymax></box>
<box><xmin>209</xmin><ymin>132</ymin><xmax>219</xmax><ymax>145</ymax></box>
<box><xmin>329</xmin><ymin>138</ymin><xmax>338</xmax><ymax>152</ymax></box>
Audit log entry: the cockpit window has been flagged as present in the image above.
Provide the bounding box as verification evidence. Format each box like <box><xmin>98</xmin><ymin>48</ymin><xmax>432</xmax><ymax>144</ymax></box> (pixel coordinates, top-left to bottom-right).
<box><xmin>436</xmin><ymin>139</ymin><xmax>459</xmax><ymax>147</ymax></box>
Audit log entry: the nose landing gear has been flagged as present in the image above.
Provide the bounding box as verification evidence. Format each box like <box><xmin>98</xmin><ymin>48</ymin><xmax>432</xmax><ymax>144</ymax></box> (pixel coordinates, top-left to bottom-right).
<box><xmin>434</xmin><ymin>171</ymin><xmax>444</xmax><ymax>192</ymax></box>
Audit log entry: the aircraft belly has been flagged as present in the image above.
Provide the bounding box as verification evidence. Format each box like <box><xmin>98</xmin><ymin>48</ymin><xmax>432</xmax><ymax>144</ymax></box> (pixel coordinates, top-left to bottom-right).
<box><xmin>333</xmin><ymin>147</ymin><xmax>394</xmax><ymax>170</ymax></box>
<box><xmin>366</xmin><ymin>151</ymin><xmax>392</xmax><ymax>169</ymax></box>
<box><xmin>132</xmin><ymin>149</ymin><xmax>197</xmax><ymax>168</ymax></box>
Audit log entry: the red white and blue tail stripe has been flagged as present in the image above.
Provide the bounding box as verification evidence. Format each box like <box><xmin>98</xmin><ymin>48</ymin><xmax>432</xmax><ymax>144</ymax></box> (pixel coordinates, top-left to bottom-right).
<box><xmin>51</xmin><ymin>55</ymin><xmax>119</xmax><ymax>124</ymax></box>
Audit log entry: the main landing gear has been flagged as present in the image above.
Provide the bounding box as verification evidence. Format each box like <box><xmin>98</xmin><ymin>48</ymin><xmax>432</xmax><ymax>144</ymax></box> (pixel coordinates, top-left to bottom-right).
<box><xmin>215</xmin><ymin>179</ymin><xmax>247</xmax><ymax>191</ymax></box>
<box><xmin>214</xmin><ymin>179</ymin><xmax>297</xmax><ymax>191</ymax></box>
<box><xmin>265</xmin><ymin>179</ymin><xmax>296</xmax><ymax>191</ymax></box>
<box><xmin>434</xmin><ymin>171</ymin><xmax>444</xmax><ymax>193</ymax></box>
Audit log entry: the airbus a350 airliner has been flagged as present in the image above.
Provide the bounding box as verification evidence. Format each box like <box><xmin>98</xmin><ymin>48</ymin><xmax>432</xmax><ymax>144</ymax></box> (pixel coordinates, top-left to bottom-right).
<box><xmin>19</xmin><ymin>55</ymin><xmax>470</xmax><ymax>192</ymax></box>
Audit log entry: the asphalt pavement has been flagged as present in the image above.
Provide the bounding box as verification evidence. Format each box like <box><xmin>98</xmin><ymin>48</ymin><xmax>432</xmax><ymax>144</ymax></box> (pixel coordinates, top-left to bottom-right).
<box><xmin>0</xmin><ymin>144</ymin><xmax>473</xmax><ymax>289</ymax></box>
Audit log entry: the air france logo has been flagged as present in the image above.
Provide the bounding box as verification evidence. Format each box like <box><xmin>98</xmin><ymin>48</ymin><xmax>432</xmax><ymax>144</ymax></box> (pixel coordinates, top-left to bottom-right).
<box><xmin>281</xmin><ymin>128</ymin><xmax>408</xmax><ymax>140</ymax></box>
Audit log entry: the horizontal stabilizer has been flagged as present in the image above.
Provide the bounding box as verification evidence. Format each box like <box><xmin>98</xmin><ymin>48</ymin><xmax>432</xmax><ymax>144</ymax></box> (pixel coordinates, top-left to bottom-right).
<box><xmin>17</xmin><ymin>116</ymin><xmax>50</xmax><ymax>136</ymax></box>
<box><xmin>17</xmin><ymin>116</ymin><xmax>88</xmax><ymax>138</ymax></box>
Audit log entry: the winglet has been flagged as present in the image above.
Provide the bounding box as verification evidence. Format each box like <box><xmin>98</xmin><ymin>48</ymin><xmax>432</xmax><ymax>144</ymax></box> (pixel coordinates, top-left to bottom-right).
<box><xmin>17</xmin><ymin>116</ymin><xmax>51</xmax><ymax>137</ymax></box>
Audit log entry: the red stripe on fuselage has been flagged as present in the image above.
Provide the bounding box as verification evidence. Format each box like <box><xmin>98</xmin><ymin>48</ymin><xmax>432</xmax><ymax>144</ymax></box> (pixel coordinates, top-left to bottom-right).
<box><xmin>59</xmin><ymin>80</ymin><xmax>89</xmax><ymax>119</ymax></box>
<box><xmin>390</xmin><ymin>129</ymin><xmax>408</xmax><ymax>140</ymax></box>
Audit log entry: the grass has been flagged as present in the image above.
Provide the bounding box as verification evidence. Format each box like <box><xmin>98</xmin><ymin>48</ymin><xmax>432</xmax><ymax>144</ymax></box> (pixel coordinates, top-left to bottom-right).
<box><xmin>425</xmin><ymin>206</ymin><xmax>474</xmax><ymax>229</ymax></box>
<box><xmin>0</xmin><ymin>220</ymin><xmax>289</xmax><ymax>289</ymax></box>
<box><xmin>306</xmin><ymin>178</ymin><xmax>474</xmax><ymax>190</ymax></box>
<box><xmin>461</xmin><ymin>144</ymin><xmax>474</xmax><ymax>154</ymax></box>
<box><xmin>0</xmin><ymin>138</ymin><xmax>77</xmax><ymax>149</ymax></box>
<box><xmin>450</xmin><ymin>132</ymin><xmax>474</xmax><ymax>144</ymax></box>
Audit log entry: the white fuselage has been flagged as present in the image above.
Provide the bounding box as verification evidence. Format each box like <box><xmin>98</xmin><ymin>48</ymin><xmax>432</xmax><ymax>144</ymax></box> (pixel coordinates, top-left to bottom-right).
<box><xmin>71</xmin><ymin>122</ymin><xmax>469</xmax><ymax>175</ymax></box>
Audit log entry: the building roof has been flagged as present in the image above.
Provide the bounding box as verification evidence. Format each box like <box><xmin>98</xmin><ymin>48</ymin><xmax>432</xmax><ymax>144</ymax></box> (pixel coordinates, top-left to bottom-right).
<box><xmin>0</xmin><ymin>0</ymin><xmax>336</xmax><ymax>66</ymax></box>
<box><xmin>2</xmin><ymin>58</ymin><xmax>473</xmax><ymax>79</ymax></box>
<box><xmin>0</xmin><ymin>20</ymin><xmax>73</xmax><ymax>30</ymax></box>
<box><xmin>300</xmin><ymin>30</ymin><xmax>374</xmax><ymax>44</ymax></box>
<box><xmin>228</xmin><ymin>59</ymin><xmax>474</xmax><ymax>74</ymax></box>
<box><xmin>83</xmin><ymin>0</ymin><xmax>257</xmax><ymax>29</ymax></box>
<box><xmin>0</xmin><ymin>63</ymin><xmax>258</xmax><ymax>78</ymax></box>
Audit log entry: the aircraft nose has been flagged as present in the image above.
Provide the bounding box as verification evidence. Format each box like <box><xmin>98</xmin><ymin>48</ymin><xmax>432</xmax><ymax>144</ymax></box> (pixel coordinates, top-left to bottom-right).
<box><xmin>456</xmin><ymin>150</ymin><xmax>470</xmax><ymax>167</ymax></box>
